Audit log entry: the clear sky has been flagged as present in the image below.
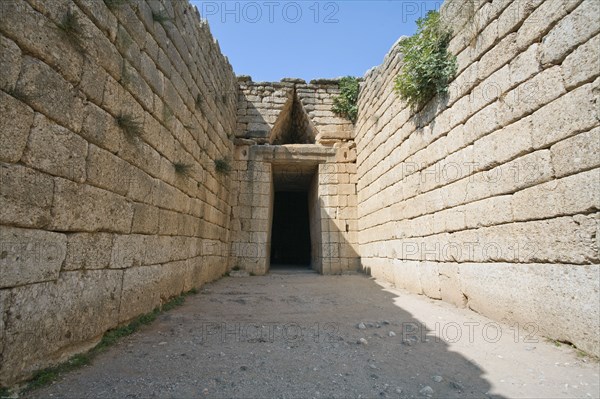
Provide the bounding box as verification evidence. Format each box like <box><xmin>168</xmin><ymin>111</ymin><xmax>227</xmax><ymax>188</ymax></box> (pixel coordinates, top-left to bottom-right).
<box><xmin>189</xmin><ymin>1</ymin><xmax>442</xmax><ymax>82</ymax></box>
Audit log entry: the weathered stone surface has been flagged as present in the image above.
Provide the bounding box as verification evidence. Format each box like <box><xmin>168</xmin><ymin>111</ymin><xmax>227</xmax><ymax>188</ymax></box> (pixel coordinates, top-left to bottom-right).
<box><xmin>79</xmin><ymin>58</ymin><xmax>109</xmax><ymax>105</ymax></box>
<box><xmin>0</xmin><ymin>91</ymin><xmax>34</xmax><ymax>163</ymax></box>
<box><xmin>561</xmin><ymin>34</ymin><xmax>600</xmax><ymax>89</ymax></box>
<box><xmin>22</xmin><ymin>113</ymin><xmax>87</xmax><ymax>182</ymax></box>
<box><xmin>0</xmin><ymin>35</ymin><xmax>21</xmax><ymax>91</ymax></box>
<box><xmin>551</xmin><ymin>128</ymin><xmax>600</xmax><ymax>177</ymax></box>
<box><xmin>131</xmin><ymin>203</ymin><xmax>159</xmax><ymax>234</ymax></box>
<box><xmin>459</xmin><ymin>262</ymin><xmax>599</xmax><ymax>356</ymax></box>
<box><xmin>539</xmin><ymin>0</ymin><xmax>600</xmax><ymax>66</ymax></box>
<box><xmin>64</xmin><ymin>233</ymin><xmax>113</xmax><ymax>270</ymax></box>
<box><xmin>0</xmin><ymin>289</ymin><xmax>8</xmax><ymax>355</ymax></box>
<box><xmin>352</xmin><ymin>0</ymin><xmax>600</xmax><ymax>358</ymax></box>
<box><xmin>512</xmin><ymin>169</ymin><xmax>600</xmax><ymax>221</ymax></box>
<box><xmin>0</xmin><ymin>0</ymin><xmax>84</xmax><ymax>84</ymax></box>
<box><xmin>419</xmin><ymin>262</ymin><xmax>441</xmax><ymax>299</ymax></box>
<box><xmin>119</xmin><ymin>263</ymin><xmax>186</xmax><ymax>322</ymax></box>
<box><xmin>0</xmin><ymin>270</ymin><xmax>122</xmax><ymax>385</ymax></box>
<box><xmin>531</xmin><ymin>82</ymin><xmax>599</xmax><ymax>148</ymax></box>
<box><xmin>0</xmin><ymin>163</ymin><xmax>54</xmax><ymax>228</ymax></box>
<box><xmin>0</xmin><ymin>226</ymin><xmax>66</xmax><ymax>288</ymax></box>
<box><xmin>86</xmin><ymin>144</ymin><xmax>132</xmax><ymax>196</ymax></box>
<box><xmin>15</xmin><ymin>56</ymin><xmax>84</xmax><ymax>133</ymax></box>
<box><xmin>0</xmin><ymin>0</ymin><xmax>240</xmax><ymax>387</ymax></box>
<box><xmin>437</xmin><ymin>263</ymin><xmax>466</xmax><ymax>308</ymax></box>
<box><xmin>50</xmin><ymin>178</ymin><xmax>133</xmax><ymax>233</ymax></box>
<box><xmin>110</xmin><ymin>234</ymin><xmax>146</xmax><ymax>269</ymax></box>
<box><xmin>79</xmin><ymin>103</ymin><xmax>123</xmax><ymax>154</ymax></box>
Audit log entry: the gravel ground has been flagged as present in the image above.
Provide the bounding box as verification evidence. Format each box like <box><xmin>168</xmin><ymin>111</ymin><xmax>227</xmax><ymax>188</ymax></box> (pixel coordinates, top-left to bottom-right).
<box><xmin>28</xmin><ymin>271</ymin><xmax>599</xmax><ymax>398</ymax></box>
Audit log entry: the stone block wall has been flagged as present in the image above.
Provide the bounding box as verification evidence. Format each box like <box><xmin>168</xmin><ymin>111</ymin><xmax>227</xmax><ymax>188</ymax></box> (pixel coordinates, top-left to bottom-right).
<box><xmin>228</xmin><ymin>144</ymin><xmax>359</xmax><ymax>275</ymax></box>
<box><xmin>236</xmin><ymin>78</ymin><xmax>354</xmax><ymax>144</ymax></box>
<box><xmin>0</xmin><ymin>0</ymin><xmax>237</xmax><ymax>385</ymax></box>
<box><xmin>355</xmin><ymin>0</ymin><xmax>599</xmax><ymax>355</ymax></box>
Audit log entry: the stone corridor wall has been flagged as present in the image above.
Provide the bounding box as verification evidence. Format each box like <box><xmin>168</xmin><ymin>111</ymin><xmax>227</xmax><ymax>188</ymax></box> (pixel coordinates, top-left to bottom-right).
<box><xmin>355</xmin><ymin>0</ymin><xmax>599</xmax><ymax>355</ymax></box>
<box><xmin>0</xmin><ymin>0</ymin><xmax>237</xmax><ymax>385</ymax></box>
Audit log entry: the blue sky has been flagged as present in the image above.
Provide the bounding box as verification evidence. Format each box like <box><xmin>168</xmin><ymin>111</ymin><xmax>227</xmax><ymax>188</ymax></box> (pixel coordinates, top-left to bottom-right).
<box><xmin>190</xmin><ymin>1</ymin><xmax>442</xmax><ymax>82</ymax></box>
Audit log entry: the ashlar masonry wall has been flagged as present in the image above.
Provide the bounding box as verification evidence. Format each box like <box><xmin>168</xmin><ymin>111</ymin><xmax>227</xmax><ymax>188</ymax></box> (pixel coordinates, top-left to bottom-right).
<box><xmin>229</xmin><ymin>78</ymin><xmax>359</xmax><ymax>275</ymax></box>
<box><xmin>355</xmin><ymin>0</ymin><xmax>599</xmax><ymax>355</ymax></box>
<box><xmin>0</xmin><ymin>0</ymin><xmax>237</xmax><ymax>385</ymax></box>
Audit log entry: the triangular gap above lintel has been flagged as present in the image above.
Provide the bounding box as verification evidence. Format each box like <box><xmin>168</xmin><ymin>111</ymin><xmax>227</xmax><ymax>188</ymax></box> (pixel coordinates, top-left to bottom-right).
<box><xmin>269</xmin><ymin>87</ymin><xmax>317</xmax><ymax>145</ymax></box>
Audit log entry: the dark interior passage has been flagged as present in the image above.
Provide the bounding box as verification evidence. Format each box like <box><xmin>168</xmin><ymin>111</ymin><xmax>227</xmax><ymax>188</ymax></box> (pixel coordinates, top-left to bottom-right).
<box><xmin>270</xmin><ymin>191</ymin><xmax>311</xmax><ymax>268</ymax></box>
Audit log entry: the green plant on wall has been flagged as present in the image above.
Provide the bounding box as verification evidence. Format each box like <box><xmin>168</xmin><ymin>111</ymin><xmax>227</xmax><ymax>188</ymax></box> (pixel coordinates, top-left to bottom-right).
<box><xmin>214</xmin><ymin>158</ymin><xmax>231</xmax><ymax>175</ymax></box>
<box><xmin>173</xmin><ymin>161</ymin><xmax>192</xmax><ymax>177</ymax></box>
<box><xmin>331</xmin><ymin>76</ymin><xmax>360</xmax><ymax>123</ymax></box>
<box><xmin>116</xmin><ymin>113</ymin><xmax>143</xmax><ymax>139</ymax></box>
<box><xmin>56</xmin><ymin>9</ymin><xmax>85</xmax><ymax>52</ymax></box>
<box><xmin>103</xmin><ymin>0</ymin><xmax>128</xmax><ymax>9</ymax></box>
<box><xmin>394</xmin><ymin>10</ymin><xmax>457</xmax><ymax>109</ymax></box>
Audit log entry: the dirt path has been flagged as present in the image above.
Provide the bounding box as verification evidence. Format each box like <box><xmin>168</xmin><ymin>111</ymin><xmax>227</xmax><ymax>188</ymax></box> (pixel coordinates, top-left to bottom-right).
<box><xmin>29</xmin><ymin>272</ymin><xmax>599</xmax><ymax>398</ymax></box>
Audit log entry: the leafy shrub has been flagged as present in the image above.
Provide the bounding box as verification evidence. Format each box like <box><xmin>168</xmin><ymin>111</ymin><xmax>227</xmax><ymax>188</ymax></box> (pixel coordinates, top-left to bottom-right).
<box><xmin>331</xmin><ymin>76</ymin><xmax>360</xmax><ymax>123</ymax></box>
<box><xmin>394</xmin><ymin>10</ymin><xmax>457</xmax><ymax>109</ymax></box>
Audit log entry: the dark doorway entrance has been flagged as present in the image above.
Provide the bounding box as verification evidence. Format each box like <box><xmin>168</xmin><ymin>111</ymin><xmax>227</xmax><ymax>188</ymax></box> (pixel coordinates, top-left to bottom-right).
<box><xmin>270</xmin><ymin>191</ymin><xmax>311</xmax><ymax>269</ymax></box>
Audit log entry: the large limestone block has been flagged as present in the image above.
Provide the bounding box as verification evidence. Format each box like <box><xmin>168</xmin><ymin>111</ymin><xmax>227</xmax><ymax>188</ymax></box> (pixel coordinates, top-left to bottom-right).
<box><xmin>540</xmin><ymin>0</ymin><xmax>600</xmax><ymax>66</ymax></box>
<box><xmin>419</xmin><ymin>261</ymin><xmax>441</xmax><ymax>299</ymax></box>
<box><xmin>516</xmin><ymin>0</ymin><xmax>580</xmax><ymax>51</ymax></box>
<box><xmin>0</xmin><ymin>270</ymin><xmax>122</xmax><ymax>385</ymax></box>
<box><xmin>0</xmin><ymin>163</ymin><xmax>54</xmax><ymax>228</ymax></box>
<box><xmin>15</xmin><ymin>56</ymin><xmax>84</xmax><ymax>133</ymax></box>
<box><xmin>459</xmin><ymin>262</ymin><xmax>537</xmax><ymax>325</ymax></box>
<box><xmin>22</xmin><ymin>113</ymin><xmax>87</xmax><ymax>182</ymax></box>
<box><xmin>64</xmin><ymin>233</ymin><xmax>113</xmax><ymax>270</ymax></box>
<box><xmin>0</xmin><ymin>35</ymin><xmax>21</xmax><ymax>91</ymax></box>
<box><xmin>550</xmin><ymin>128</ymin><xmax>600</xmax><ymax>177</ymax></box>
<box><xmin>50</xmin><ymin>178</ymin><xmax>133</xmax><ymax>233</ymax></box>
<box><xmin>391</xmin><ymin>259</ymin><xmax>423</xmax><ymax>294</ymax></box>
<box><xmin>110</xmin><ymin>234</ymin><xmax>146</xmax><ymax>269</ymax></box>
<box><xmin>437</xmin><ymin>263</ymin><xmax>467</xmax><ymax>308</ymax></box>
<box><xmin>561</xmin><ymin>34</ymin><xmax>600</xmax><ymax>89</ymax></box>
<box><xmin>459</xmin><ymin>262</ymin><xmax>599</xmax><ymax>356</ymax></box>
<box><xmin>0</xmin><ymin>226</ymin><xmax>66</xmax><ymax>288</ymax></box>
<box><xmin>119</xmin><ymin>263</ymin><xmax>187</xmax><ymax>323</ymax></box>
<box><xmin>531</xmin><ymin>81</ymin><xmax>599</xmax><ymax>148</ymax></box>
<box><xmin>472</xmin><ymin>214</ymin><xmax>599</xmax><ymax>264</ymax></box>
<box><xmin>472</xmin><ymin>117</ymin><xmax>533</xmax><ymax>170</ymax></box>
<box><xmin>509</xmin><ymin>43</ymin><xmax>540</xmax><ymax>87</ymax></box>
<box><xmin>512</xmin><ymin>168</ymin><xmax>600</xmax><ymax>221</ymax></box>
<box><xmin>464</xmin><ymin>195</ymin><xmax>513</xmax><ymax>229</ymax></box>
<box><xmin>79</xmin><ymin>103</ymin><xmax>123</xmax><ymax>154</ymax></box>
<box><xmin>498</xmin><ymin>65</ymin><xmax>565</xmax><ymax>127</ymax></box>
<box><xmin>131</xmin><ymin>203</ymin><xmax>160</xmax><ymax>234</ymax></box>
<box><xmin>0</xmin><ymin>91</ymin><xmax>34</xmax><ymax>163</ymax></box>
<box><xmin>86</xmin><ymin>144</ymin><xmax>132</xmax><ymax>196</ymax></box>
<box><xmin>79</xmin><ymin>58</ymin><xmax>109</xmax><ymax>106</ymax></box>
<box><xmin>0</xmin><ymin>0</ymin><xmax>84</xmax><ymax>84</ymax></box>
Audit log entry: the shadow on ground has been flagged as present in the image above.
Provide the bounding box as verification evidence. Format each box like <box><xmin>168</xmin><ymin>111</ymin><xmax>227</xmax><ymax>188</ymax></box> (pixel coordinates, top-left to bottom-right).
<box><xmin>29</xmin><ymin>274</ymin><xmax>500</xmax><ymax>398</ymax></box>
